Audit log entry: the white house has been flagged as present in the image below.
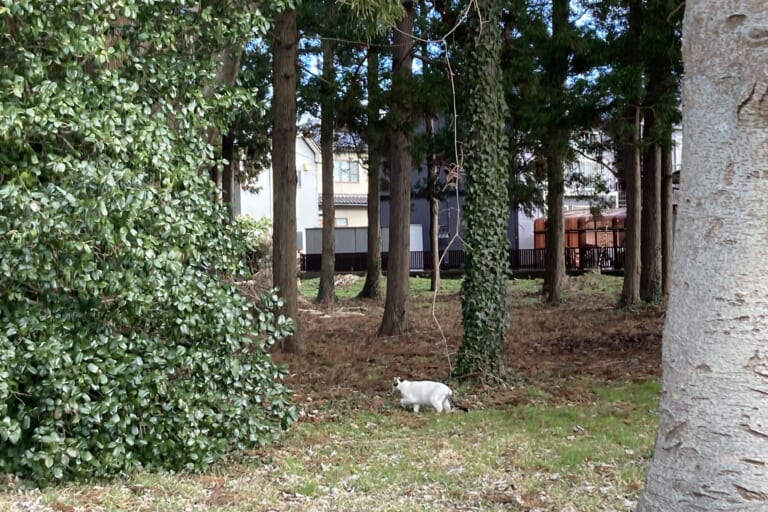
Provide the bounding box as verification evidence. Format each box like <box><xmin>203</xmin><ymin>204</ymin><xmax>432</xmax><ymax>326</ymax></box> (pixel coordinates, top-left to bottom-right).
<box><xmin>233</xmin><ymin>134</ymin><xmax>372</xmax><ymax>252</ymax></box>
<box><xmin>233</xmin><ymin>135</ymin><xmax>321</xmax><ymax>251</ymax></box>
<box><xmin>317</xmin><ymin>133</ymin><xmax>370</xmax><ymax>228</ymax></box>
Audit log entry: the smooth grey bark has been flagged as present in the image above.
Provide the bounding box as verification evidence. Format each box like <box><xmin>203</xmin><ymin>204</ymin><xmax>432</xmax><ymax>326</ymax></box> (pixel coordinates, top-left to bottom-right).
<box><xmin>637</xmin><ymin>2</ymin><xmax>768</xmax><ymax>509</ymax></box>
<box><xmin>271</xmin><ymin>9</ymin><xmax>301</xmax><ymax>353</ymax></box>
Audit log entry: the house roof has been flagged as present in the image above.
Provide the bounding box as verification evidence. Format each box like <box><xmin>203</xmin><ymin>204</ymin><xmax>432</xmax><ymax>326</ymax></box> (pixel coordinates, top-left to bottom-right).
<box><xmin>301</xmin><ymin>126</ymin><xmax>367</xmax><ymax>152</ymax></box>
<box><xmin>318</xmin><ymin>194</ymin><xmax>368</xmax><ymax>207</ymax></box>
<box><xmin>298</xmin><ymin>134</ymin><xmax>321</xmax><ymax>159</ymax></box>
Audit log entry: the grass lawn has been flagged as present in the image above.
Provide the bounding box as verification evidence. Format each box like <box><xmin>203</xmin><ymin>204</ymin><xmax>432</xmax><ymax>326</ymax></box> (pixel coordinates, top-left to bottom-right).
<box><xmin>0</xmin><ymin>379</ymin><xmax>659</xmax><ymax>511</ymax></box>
<box><xmin>298</xmin><ymin>273</ymin><xmax>465</xmax><ymax>299</ymax></box>
<box><xmin>0</xmin><ymin>274</ymin><xmax>663</xmax><ymax>511</ymax></box>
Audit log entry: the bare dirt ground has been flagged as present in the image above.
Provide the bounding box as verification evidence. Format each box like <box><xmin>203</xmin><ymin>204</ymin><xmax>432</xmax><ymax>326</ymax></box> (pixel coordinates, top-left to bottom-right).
<box><xmin>270</xmin><ymin>276</ymin><xmax>664</xmax><ymax>408</ymax></box>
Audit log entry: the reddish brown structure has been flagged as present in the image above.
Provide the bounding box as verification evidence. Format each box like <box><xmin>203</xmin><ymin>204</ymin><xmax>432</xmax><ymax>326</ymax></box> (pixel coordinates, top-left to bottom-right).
<box><xmin>534</xmin><ymin>208</ymin><xmax>626</xmax><ymax>249</ymax></box>
<box><xmin>534</xmin><ymin>208</ymin><xmax>627</xmax><ymax>269</ymax></box>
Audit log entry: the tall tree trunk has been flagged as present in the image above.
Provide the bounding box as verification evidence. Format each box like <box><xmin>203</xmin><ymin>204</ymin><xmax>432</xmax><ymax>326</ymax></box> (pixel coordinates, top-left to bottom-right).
<box><xmin>203</xmin><ymin>46</ymin><xmax>243</xmax><ymax>148</ymax></box>
<box><xmin>378</xmin><ymin>3</ymin><xmax>414</xmax><ymax>336</ymax></box>
<box><xmin>637</xmin><ymin>2</ymin><xmax>768</xmax><ymax>508</ymax></box>
<box><xmin>452</xmin><ymin>0</ymin><xmax>509</xmax><ymax>381</ymax></box>
<box><xmin>620</xmin><ymin>106</ymin><xmax>642</xmax><ymax>306</ymax></box>
<box><xmin>542</xmin><ymin>152</ymin><xmax>565</xmax><ymax>302</ymax></box>
<box><xmin>541</xmin><ymin>0</ymin><xmax>569</xmax><ymax>304</ymax></box>
<box><xmin>271</xmin><ymin>9</ymin><xmax>301</xmax><ymax>353</ymax></box>
<box><xmin>640</xmin><ymin>109</ymin><xmax>662</xmax><ymax>303</ymax></box>
<box><xmin>660</xmin><ymin>131</ymin><xmax>674</xmax><ymax>305</ymax></box>
<box><xmin>358</xmin><ymin>48</ymin><xmax>383</xmax><ymax>299</ymax></box>
<box><xmin>645</xmin><ymin>0</ymin><xmax>680</xmax><ymax>306</ymax></box>
<box><xmin>317</xmin><ymin>4</ymin><xmax>336</xmax><ymax>305</ymax></box>
<box><xmin>426</xmin><ymin>116</ymin><xmax>441</xmax><ymax>292</ymax></box>
<box><xmin>619</xmin><ymin>0</ymin><xmax>644</xmax><ymax>307</ymax></box>
<box><xmin>221</xmin><ymin>131</ymin><xmax>236</xmax><ymax>220</ymax></box>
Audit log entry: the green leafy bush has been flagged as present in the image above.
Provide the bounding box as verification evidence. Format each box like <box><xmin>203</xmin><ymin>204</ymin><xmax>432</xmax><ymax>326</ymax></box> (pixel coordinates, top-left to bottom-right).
<box><xmin>232</xmin><ymin>215</ymin><xmax>273</xmax><ymax>273</ymax></box>
<box><xmin>0</xmin><ymin>1</ymin><xmax>295</xmax><ymax>483</ymax></box>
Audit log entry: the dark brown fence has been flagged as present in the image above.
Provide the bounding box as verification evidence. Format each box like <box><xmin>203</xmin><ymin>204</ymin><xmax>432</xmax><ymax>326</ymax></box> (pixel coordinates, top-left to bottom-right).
<box><xmin>300</xmin><ymin>247</ymin><xmax>625</xmax><ymax>273</ymax></box>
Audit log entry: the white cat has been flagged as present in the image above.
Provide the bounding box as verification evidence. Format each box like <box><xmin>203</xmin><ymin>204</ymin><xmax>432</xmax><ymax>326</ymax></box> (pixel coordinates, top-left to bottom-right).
<box><xmin>392</xmin><ymin>377</ymin><xmax>453</xmax><ymax>413</ymax></box>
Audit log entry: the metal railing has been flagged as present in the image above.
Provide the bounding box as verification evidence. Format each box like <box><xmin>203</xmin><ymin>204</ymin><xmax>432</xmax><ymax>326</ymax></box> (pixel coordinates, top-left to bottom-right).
<box><xmin>299</xmin><ymin>247</ymin><xmax>625</xmax><ymax>273</ymax></box>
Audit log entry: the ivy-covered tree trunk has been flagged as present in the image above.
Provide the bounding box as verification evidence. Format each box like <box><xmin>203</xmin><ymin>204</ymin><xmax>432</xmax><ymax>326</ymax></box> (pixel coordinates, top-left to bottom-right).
<box><xmin>317</xmin><ymin>2</ymin><xmax>336</xmax><ymax>305</ymax></box>
<box><xmin>452</xmin><ymin>0</ymin><xmax>509</xmax><ymax>381</ymax></box>
<box><xmin>359</xmin><ymin>48</ymin><xmax>383</xmax><ymax>299</ymax></box>
<box><xmin>272</xmin><ymin>8</ymin><xmax>302</xmax><ymax>352</ymax></box>
<box><xmin>640</xmin><ymin>108</ymin><xmax>662</xmax><ymax>303</ymax></box>
<box><xmin>379</xmin><ymin>3</ymin><xmax>414</xmax><ymax>336</ymax></box>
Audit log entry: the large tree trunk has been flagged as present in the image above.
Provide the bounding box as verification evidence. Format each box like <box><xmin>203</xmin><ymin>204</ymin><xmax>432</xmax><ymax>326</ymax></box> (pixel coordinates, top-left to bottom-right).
<box><xmin>358</xmin><ymin>47</ymin><xmax>383</xmax><ymax>299</ymax></box>
<box><xmin>640</xmin><ymin>0</ymin><xmax>680</xmax><ymax>305</ymax></box>
<box><xmin>660</xmin><ymin>132</ymin><xmax>674</xmax><ymax>305</ymax></box>
<box><xmin>316</xmin><ymin>5</ymin><xmax>336</xmax><ymax>305</ymax></box>
<box><xmin>271</xmin><ymin>9</ymin><xmax>301</xmax><ymax>353</ymax></box>
<box><xmin>618</xmin><ymin>0</ymin><xmax>643</xmax><ymax>307</ymax></box>
<box><xmin>640</xmin><ymin>107</ymin><xmax>662</xmax><ymax>303</ymax></box>
<box><xmin>541</xmin><ymin>0</ymin><xmax>569</xmax><ymax>304</ymax></box>
<box><xmin>542</xmin><ymin>154</ymin><xmax>565</xmax><ymax>302</ymax></box>
<box><xmin>619</xmin><ymin>106</ymin><xmax>642</xmax><ymax>306</ymax></box>
<box><xmin>637</xmin><ymin>2</ymin><xmax>768</xmax><ymax>509</ymax></box>
<box><xmin>378</xmin><ymin>3</ymin><xmax>414</xmax><ymax>336</ymax></box>
<box><xmin>452</xmin><ymin>0</ymin><xmax>509</xmax><ymax>381</ymax></box>
<box><xmin>426</xmin><ymin>116</ymin><xmax>441</xmax><ymax>292</ymax></box>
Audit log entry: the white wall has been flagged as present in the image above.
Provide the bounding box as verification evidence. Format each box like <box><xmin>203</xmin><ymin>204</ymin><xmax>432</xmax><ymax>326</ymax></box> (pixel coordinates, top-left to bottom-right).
<box><xmin>517</xmin><ymin>209</ymin><xmax>540</xmax><ymax>250</ymax></box>
<box><xmin>295</xmin><ymin>137</ymin><xmax>320</xmax><ymax>237</ymax></box>
<box><xmin>235</xmin><ymin>136</ymin><xmax>320</xmax><ymax>251</ymax></box>
<box><xmin>332</xmin><ymin>207</ymin><xmax>368</xmax><ymax>227</ymax></box>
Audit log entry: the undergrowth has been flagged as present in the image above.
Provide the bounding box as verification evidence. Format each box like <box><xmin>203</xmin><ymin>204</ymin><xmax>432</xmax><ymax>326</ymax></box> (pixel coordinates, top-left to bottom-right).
<box><xmin>0</xmin><ymin>379</ymin><xmax>659</xmax><ymax>511</ymax></box>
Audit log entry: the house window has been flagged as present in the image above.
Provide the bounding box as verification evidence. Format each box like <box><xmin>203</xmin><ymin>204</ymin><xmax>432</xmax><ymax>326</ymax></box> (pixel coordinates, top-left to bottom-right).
<box><xmin>333</xmin><ymin>160</ymin><xmax>359</xmax><ymax>183</ymax></box>
<box><xmin>335</xmin><ymin>217</ymin><xmax>348</xmax><ymax>227</ymax></box>
<box><xmin>296</xmin><ymin>169</ymin><xmax>302</xmax><ymax>188</ymax></box>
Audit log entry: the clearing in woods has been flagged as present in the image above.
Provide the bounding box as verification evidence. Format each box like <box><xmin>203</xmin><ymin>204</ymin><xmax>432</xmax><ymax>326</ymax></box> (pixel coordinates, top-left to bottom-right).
<box><xmin>276</xmin><ymin>273</ymin><xmax>662</xmax><ymax>407</ymax></box>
